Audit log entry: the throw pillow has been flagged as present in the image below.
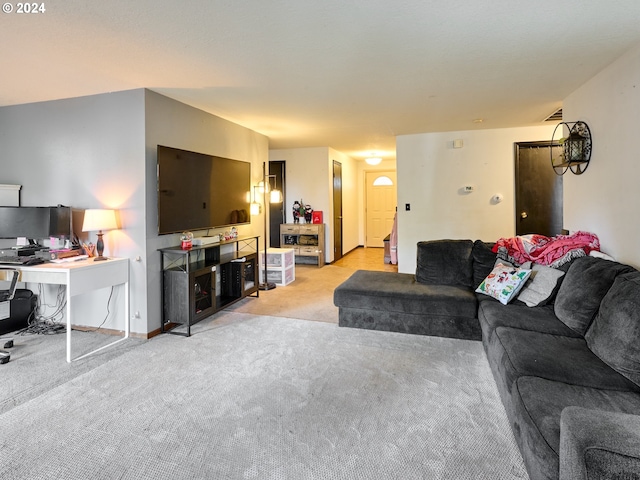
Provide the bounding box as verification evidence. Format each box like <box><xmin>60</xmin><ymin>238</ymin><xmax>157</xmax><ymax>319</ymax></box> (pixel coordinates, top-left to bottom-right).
<box><xmin>517</xmin><ymin>264</ymin><xmax>565</xmax><ymax>307</ymax></box>
<box><xmin>554</xmin><ymin>257</ymin><xmax>636</xmax><ymax>335</ymax></box>
<box><xmin>475</xmin><ymin>263</ymin><xmax>532</xmax><ymax>305</ymax></box>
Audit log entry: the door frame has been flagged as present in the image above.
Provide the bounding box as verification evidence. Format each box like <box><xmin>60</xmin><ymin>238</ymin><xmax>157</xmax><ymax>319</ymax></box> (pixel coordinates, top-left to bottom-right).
<box><xmin>332</xmin><ymin>160</ymin><xmax>343</xmax><ymax>262</ymax></box>
<box><xmin>364</xmin><ymin>170</ymin><xmax>397</xmax><ymax>248</ymax></box>
<box><xmin>514</xmin><ymin>140</ymin><xmax>562</xmax><ymax>236</ymax></box>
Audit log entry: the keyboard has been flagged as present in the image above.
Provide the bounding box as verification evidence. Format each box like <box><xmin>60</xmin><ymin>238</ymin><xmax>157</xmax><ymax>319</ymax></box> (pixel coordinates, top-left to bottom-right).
<box><xmin>0</xmin><ymin>255</ymin><xmax>44</xmax><ymax>265</ymax></box>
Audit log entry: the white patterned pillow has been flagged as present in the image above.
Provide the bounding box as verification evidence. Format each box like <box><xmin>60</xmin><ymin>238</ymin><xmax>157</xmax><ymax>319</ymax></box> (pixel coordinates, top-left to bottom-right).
<box><xmin>475</xmin><ymin>263</ymin><xmax>532</xmax><ymax>305</ymax></box>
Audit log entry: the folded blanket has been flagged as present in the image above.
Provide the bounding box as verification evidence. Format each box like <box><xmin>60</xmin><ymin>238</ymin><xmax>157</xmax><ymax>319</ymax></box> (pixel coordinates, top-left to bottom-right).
<box><xmin>493</xmin><ymin>231</ymin><xmax>600</xmax><ymax>267</ymax></box>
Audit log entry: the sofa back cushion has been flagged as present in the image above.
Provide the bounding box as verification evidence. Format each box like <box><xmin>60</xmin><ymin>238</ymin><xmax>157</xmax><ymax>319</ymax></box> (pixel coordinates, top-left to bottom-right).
<box><xmin>415</xmin><ymin>239</ymin><xmax>473</xmax><ymax>287</ymax></box>
<box><xmin>472</xmin><ymin>240</ymin><xmax>497</xmax><ymax>289</ymax></box>
<box><xmin>586</xmin><ymin>271</ymin><xmax>640</xmax><ymax>387</ymax></box>
<box><xmin>554</xmin><ymin>257</ymin><xmax>635</xmax><ymax>335</ymax></box>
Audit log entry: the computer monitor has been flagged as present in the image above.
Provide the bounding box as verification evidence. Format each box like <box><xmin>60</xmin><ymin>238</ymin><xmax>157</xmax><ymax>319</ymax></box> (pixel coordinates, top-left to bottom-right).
<box><xmin>0</xmin><ymin>206</ymin><xmax>72</xmax><ymax>240</ymax></box>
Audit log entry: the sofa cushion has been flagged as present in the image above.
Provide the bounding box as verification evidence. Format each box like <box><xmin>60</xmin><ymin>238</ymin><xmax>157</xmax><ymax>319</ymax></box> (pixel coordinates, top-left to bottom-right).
<box><xmin>487</xmin><ymin>327</ymin><xmax>639</xmax><ymax>402</ymax></box>
<box><xmin>554</xmin><ymin>257</ymin><xmax>635</xmax><ymax>335</ymax></box>
<box><xmin>516</xmin><ymin>264</ymin><xmax>565</xmax><ymax>307</ymax></box>
<box><xmin>471</xmin><ymin>240</ymin><xmax>496</xmax><ymax>289</ymax></box>
<box><xmin>478</xmin><ymin>302</ymin><xmax>582</xmax><ymax>346</ymax></box>
<box><xmin>475</xmin><ymin>263</ymin><xmax>531</xmax><ymax>305</ymax></box>
<box><xmin>334</xmin><ymin>270</ymin><xmax>477</xmax><ymax>318</ymax></box>
<box><xmin>510</xmin><ymin>376</ymin><xmax>640</xmax><ymax>480</ymax></box>
<box><xmin>415</xmin><ymin>239</ymin><xmax>473</xmax><ymax>287</ymax></box>
<box><xmin>586</xmin><ymin>271</ymin><xmax>640</xmax><ymax>387</ymax></box>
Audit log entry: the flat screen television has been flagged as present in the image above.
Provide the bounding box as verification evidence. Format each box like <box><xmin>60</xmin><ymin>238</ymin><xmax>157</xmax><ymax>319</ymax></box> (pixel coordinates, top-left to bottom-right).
<box><xmin>157</xmin><ymin>145</ymin><xmax>251</xmax><ymax>235</ymax></box>
<box><xmin>0</xmin><ymin>206</ymin><xmax>73</xmax><ymax>240</ymax></box>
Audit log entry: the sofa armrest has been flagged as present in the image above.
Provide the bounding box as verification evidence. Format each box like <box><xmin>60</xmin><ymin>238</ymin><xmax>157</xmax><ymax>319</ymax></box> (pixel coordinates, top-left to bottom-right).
<box><xmin>560</xmin><ymin>406</ymin><xmax>640</xmax><ymax>480</ymax></box>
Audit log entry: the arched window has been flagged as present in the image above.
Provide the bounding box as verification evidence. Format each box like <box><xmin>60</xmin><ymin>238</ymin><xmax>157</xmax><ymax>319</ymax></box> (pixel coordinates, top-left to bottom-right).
<box><xmin>373</xmin><ymin>175</ymin><xmax>393</xmax><ymax>186</ymax></box>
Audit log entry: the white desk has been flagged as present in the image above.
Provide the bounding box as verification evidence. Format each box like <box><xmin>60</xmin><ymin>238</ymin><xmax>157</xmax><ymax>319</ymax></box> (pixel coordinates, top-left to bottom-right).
<box><xmin>15</xmin><ymin>257</ymin><xmax>130</xmax><ymax>362</ymax></box>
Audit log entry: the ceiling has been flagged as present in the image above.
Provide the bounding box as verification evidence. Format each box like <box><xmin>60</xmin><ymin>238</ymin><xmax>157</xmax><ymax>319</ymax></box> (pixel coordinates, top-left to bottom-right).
<box><xmin>3</xmin><ymin>1</ymin><xmax>640</xmax><ymax>161</ymax></box>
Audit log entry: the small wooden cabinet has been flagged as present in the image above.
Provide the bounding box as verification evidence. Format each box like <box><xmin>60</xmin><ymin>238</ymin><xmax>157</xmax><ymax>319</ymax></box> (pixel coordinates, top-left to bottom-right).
<box><xmin>160</xmin><ymin>236</ymin><xmax>259</xmax><ymax>336</ymax></box>
<box><xmin>280</xmin><ymin>223</ymin><xmax>325</xmax><ymax>267</ymax></box>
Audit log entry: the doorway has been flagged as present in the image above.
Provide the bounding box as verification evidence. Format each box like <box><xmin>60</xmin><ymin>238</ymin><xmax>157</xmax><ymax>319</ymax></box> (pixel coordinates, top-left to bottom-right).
<box><xmin>268</xmin><ymin>161</ymin><xmax>286</xmax><ymax>247</ymax></box>
<box><xmin>515</xmin><ymin>142</ymin><xmax>563</xmax><ymax>237</ymax></box>
<box><xmin>333</xmin><ymin>160</ymin><xmax>343</xmax><ymax>262</ymax></box>
<box><xmin>365</xmin><ymin>171</ymin><xmax>397</xmax><ymax>247</ymax></box>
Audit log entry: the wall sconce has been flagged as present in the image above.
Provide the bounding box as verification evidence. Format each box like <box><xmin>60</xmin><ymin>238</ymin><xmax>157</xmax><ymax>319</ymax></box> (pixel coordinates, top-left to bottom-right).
<box><xmin>551</xmin><ymin>121</ymin><xmax>592</xmax><ymax>175</ymax></box>
<box><xmin>82</xmin><ymin>209</ymin><xmax>118</xmax><ymax>261</ymax></box>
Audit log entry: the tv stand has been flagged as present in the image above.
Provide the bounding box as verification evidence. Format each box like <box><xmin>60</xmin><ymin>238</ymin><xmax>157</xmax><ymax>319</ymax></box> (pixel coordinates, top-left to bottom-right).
<box><xmin>159</xmin><ymin>236</ymin><xmax>259</xmax><ymax>336</ymax></box>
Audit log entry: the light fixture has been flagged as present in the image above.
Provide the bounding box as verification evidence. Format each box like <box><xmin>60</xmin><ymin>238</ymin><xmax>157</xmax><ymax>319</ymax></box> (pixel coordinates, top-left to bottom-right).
<box><xmin>250</xmin><ymin>200</ymin><xmax>261</xmax><ymax>216</ymax></box>
<box><xmin>551</xmin><ymin>121</ymin><xmax>592</xmax><ymax>175</ymax></box>
<box><xmin>82</xmin><ymin>209</ymin><xmax>118</xmax><ymax>261</ymax></box>
<box><xmin>365</xmin><ymin>157</ymin><xmax>382</xmax><ymax>165</ymax></box>
<box><xmin>258</xmin><ymin>166</ymin><xmax>282</xmax><ymax>291</ymax></box>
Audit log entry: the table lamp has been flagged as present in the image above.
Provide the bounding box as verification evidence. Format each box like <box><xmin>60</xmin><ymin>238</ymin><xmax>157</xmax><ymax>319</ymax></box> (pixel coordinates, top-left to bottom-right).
<box><xmin>82</xmin><ymin>209</ymin><xmax>118</xmax><ymax>261</ymax></box>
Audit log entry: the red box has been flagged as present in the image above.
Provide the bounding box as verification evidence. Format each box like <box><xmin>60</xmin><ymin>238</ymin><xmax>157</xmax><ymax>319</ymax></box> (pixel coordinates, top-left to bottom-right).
<box><xmin>312</xmin><ymin>211</ymin><xmax>323</xmax><ymax>224</ymax></box>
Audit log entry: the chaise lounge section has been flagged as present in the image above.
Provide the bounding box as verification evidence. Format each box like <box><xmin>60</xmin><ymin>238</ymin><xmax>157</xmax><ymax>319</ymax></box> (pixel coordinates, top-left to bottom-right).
<box><xmin>333</xmin><ymin>240</ymin><xmax>486</xmax><ymax>340</ymax></box>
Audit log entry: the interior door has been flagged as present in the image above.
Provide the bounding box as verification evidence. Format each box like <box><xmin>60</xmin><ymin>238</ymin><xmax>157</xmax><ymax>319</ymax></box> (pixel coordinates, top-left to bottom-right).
<box><xmin>515</xmin><ymin>142</ymin><xmax>563</xmax><ymax>236</ymax></box>
<box><xmin>268</xmin><ymin>161</ymin><xmax>285</xmax><ymax>247</ymax></box>
<box><xmin>333</xmin><ymin>160</ymin><xmax>343</xmax><ymax>262</ymax></box>
<box><xmin>365</xmin><ymin>171</ymin><xmax>397</xmax><ymax>247</ymax></box>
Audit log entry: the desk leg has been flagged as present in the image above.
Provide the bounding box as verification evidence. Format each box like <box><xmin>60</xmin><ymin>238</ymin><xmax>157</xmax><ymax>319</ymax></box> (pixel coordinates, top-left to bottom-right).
<box><xmin>124</xmin><ymin>279</ymin><xmax>130</xmax><ymax>339</ymax></box>
<box><xmin>66</xmin><ymin>271</ymin><xmax>72</xmax><ymax>363</ymax></box>
<box><xmin>70</xmin><ymin>281</ymin><xmax>131</xmax><ymax>362</ymax></box>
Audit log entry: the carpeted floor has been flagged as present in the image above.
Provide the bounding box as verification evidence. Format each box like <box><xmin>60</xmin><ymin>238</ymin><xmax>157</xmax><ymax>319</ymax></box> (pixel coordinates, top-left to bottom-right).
<box><xmin>226</xmin><ymin>264</ymin><xmax>355</xmax><ymax>323</ymax></box>
<box><xmin>0</xmin><ymin>329</ymin><xmax>143</xmax><ymax>415</ymax></box>
<box><xmin>0</xmin><ymin>312</ymin><xmax>528</xmax><ymax>479</ymax></box>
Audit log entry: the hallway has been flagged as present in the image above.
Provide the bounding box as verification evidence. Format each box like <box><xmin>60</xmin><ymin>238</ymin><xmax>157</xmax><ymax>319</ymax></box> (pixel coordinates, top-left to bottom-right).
<box><xmin>332</xmin><ymin>246</ymin><xmax>398</xmax><ymax>273</ymax></box>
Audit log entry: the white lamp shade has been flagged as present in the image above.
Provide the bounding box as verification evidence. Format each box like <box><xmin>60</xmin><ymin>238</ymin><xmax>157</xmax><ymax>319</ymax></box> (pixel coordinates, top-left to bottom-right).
<box><xmin>82</xmin><ymin>209</ymin><xmax>118</xmax><ymax>232</ymax></box>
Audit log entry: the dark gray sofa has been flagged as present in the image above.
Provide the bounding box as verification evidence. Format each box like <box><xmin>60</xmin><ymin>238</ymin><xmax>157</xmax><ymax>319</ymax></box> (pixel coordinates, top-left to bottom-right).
<box><xmin>334</xmin><ymin>239</ymin><xmax>640</xmax><ymax>480</ymax></box>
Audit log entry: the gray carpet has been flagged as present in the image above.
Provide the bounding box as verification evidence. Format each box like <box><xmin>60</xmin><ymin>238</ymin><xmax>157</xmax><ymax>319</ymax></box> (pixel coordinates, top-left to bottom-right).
<box><xmin>0</xmin><ymin>313</ymin><xmax>527</xmax><ymax>479</ymax></box>
<box><xmin>0</xmin><ymin>329</ymin><xmax>143</xmax><ymax>415</ymax></box>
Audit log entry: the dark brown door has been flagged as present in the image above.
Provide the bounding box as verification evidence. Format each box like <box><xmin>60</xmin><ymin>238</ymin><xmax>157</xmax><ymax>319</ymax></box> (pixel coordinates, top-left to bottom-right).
<box><xmin>333</xmin><ymin>160</ymin><xmax>343</xmax><ymax>261</ymax></box>
<box><xmin>515</xmin><ymin>142</ymin><xmax>563</xmax><ymax>236</ymax></box>
<box><xmin>268</xmin><ymin>161</ymin><xmax>285</xmax><ymax>247</ymax></box>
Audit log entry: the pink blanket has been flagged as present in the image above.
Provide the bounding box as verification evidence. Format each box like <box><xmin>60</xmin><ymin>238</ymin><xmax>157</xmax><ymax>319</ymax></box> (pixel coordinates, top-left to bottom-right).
<box><xmin>492</xmin><ymin>231</ymin><xmax>600</xmax><ymax>267</ymax></box>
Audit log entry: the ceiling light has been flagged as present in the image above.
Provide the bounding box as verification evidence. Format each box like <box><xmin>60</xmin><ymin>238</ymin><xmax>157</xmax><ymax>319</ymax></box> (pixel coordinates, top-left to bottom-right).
<box><xmin>365</xmin><ymin>157</ymin><xmax>382</xmax><ymax>165</ymax></box>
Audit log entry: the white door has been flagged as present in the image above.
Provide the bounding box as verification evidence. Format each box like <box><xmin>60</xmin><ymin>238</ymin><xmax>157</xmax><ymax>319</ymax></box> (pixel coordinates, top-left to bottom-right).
<box><xmin>365</xmin><ymin>171</ymin><xmax>397</xmax><ymax>247</ymax></box>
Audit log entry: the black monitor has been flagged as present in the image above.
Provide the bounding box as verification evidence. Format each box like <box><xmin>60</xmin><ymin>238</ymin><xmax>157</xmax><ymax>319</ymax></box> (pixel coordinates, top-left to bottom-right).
<box><xmin>0</xmin><ymin>206</ymin><xmax>73</xmax><ymax>240</ymax></box>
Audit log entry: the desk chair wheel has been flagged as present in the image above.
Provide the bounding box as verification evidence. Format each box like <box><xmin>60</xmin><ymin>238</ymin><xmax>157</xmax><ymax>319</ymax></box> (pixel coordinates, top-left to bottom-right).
<box><xmin>0</xmin><ymin>350</ymin><xmax>9</xmax><ymax>364</ymax></box>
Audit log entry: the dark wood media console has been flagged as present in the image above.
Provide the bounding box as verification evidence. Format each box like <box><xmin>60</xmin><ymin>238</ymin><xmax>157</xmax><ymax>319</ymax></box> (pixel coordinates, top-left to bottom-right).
<box><xmin>159</xmin><ymin>236</ymin><xmax>259</xmax><ymax>336</ymax></box>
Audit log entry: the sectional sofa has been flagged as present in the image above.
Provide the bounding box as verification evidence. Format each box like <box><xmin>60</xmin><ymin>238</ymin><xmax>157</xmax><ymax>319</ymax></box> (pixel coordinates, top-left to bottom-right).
<box><xmin>334</xmin><ymin>239</ymin><xmax>640</xmax><ymax>480</ymax></box>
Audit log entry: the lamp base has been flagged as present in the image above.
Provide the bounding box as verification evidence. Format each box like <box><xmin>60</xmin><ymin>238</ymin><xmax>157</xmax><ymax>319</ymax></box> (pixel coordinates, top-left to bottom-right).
<box><xmin>93</xmin><ymin>256</ymin><xmax>109</xmax><ymax>262</ymax></box>
<box><xmin>259</xmin><ymin>282</ymin><xmax>276</xmax><ymax>291</ymax></box>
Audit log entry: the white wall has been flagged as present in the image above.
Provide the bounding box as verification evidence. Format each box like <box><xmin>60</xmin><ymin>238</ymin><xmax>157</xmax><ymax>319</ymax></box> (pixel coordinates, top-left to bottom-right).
<box><xmin>145</xmin><ymin>90</ymin><xmax>268</xmax><ymax>333</ymax></box>
<box><xmin>0</xmin><ymin>89</ymin><xmax>269</xmax><ymax>336</ymax></box>
<box><xmin>269</xmin><ymin>147</ymin><xmax>360</xmax><ymax>262</ymax></box>
<box><xmin>0</xmin><ymin>90</ymin><xmax>146</xmax><ymax>332</ymax></box>
<box><xmin>396</xmin><ymin>125</ymin><xmax>557</xmax><ymax>273</ymax></box>
<box><xmin>562</xmin><ymin>42</ymin><xmax>640</xmax><ymax>268</ymax></box>
<box><xmin>269</xmin><ymin>148</ymin><xmax>329</xmax><ymax>262</ymax></box>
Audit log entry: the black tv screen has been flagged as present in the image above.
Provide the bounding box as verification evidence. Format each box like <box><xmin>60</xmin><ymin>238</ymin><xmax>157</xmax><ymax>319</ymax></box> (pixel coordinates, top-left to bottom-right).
<box><xmin>157</xmin><ymin>145</ymin><xmax>251</xmax><ymax>235</ymax></box>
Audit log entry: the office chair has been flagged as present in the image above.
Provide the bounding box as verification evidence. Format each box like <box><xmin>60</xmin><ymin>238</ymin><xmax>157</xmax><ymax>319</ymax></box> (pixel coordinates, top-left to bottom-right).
<box><xmin>0</xmin><ymin>268</ymin><xmax>19</xmax><ymax>364</ymax></box>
